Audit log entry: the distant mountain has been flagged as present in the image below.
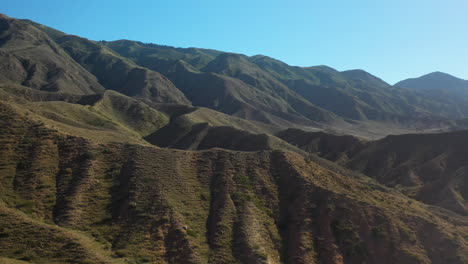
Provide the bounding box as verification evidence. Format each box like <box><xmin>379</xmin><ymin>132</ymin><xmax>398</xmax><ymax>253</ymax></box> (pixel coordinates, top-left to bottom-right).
<box><xmin>396</xmin><ymin>71</ymin><xmax>468</xmax><ymax>94</ymax></box>
<box><xmin>99</xmin><ymin>40</ymin><xmax>468</xmax><ymax>135</ymax></box>
<box><xmin>395</xmin><ymin>72</ymin><xmax>468</xmax><ymax>118</ymax></box>
<box><xmin>102</xmin><ymin>41</ymin><xmax>341</xmax><ymax>126</ymax></box>
<box><xmin>6</xmin><ymin>15</ymin><xmax>466</xmax><ymax>137</ymax></box>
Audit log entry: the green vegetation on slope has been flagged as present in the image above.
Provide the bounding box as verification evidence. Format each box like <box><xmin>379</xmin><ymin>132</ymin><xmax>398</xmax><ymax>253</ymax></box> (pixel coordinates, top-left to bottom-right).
<box><xmin>0</xmin><ymin>86</ymin><xmax>169</xmax><ymax>144</ymax></box>
<box><xmin>0</xmin><ymin>92</ymin><xmax>468</xmax><ymax>263</ymax></box>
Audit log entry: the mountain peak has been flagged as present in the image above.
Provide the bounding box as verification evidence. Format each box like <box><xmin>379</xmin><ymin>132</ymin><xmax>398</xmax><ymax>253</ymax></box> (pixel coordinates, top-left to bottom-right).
<box><xmin>424</xmin><ymin>71</ymin><xmax>462</xmax><ymax>80</ymax></box>
<box><xmin>396</xmin><ymin>71</ymin><xmax>468</xmax><ymax>92</ymax></box>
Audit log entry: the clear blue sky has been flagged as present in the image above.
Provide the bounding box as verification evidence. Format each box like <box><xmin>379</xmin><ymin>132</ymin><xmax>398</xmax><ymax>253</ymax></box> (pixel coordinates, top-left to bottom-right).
<box><xmin>2</xmin><ymin>0</ymin><xmax>467</xmax><ymax>84</ymax></box>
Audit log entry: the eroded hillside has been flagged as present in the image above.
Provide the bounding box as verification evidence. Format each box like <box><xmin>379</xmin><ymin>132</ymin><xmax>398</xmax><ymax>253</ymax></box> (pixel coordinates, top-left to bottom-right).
<box><xmin>0</xmin><ymin>91</ymin><xmax>467</xmax><ymax>264</ymax></box>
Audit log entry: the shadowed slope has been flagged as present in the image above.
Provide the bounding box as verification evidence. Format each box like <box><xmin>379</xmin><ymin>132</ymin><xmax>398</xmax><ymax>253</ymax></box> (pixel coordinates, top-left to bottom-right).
<box><xmin>145</xmin><ymin>121</ymin><xmax>296</xmax><ymax>152</ymax></box>
<box><xmin>276</xmin><ymin>128</ymin><xmax>367</xmax><ymax>163</ymax></box>
<box><xmin>144</xmin><ymin>104</ymin><xmax>298</xmax><ymax>152</ymax></box>
<box><xmin>54</xmin><ymin>35</ymin><xmax>190</xmax><ymax>104</ymax></box>
<box><xmin>346</xmin><ymin>130</ymin><xmax>468</xmax><ymax>215</ymax></box>
<box><xmin>141</xmin><ymin>58</ymin><xmax>339</xmax><ymax>128</ymax></box>
<box><xmin>101</xmin><ymin>39</ymin><xmax>468</xmax><ymax>137</ymax></box>
<box><xmin>202</xmin><ymin>54</ymin><xmax>341</xmax><ymax>123</ymax></box>
<box><xmin>277</xmin><ymin>127</ymin><xmax>468</xmax><ymax>216</ymax></box>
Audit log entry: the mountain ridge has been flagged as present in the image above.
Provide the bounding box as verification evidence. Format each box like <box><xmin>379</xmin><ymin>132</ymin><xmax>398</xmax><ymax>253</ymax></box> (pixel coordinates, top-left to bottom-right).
<box><xmin>9</xmin><ymin>14</ymin><xmax>468</xmax><ymax>138</ymax></box>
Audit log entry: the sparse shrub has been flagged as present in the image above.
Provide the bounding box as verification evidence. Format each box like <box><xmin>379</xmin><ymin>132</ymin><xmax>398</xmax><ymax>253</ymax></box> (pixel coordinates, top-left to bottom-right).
<box><xmin>80</xmin><ymin>151</ymin><xmax>96</xmax><ymax>160</ymax></box>
<box><xmin>15</xmin><ymin>200</ymin><xmax>35</xmax><ymax>214</ymax></box>
<box><xmin>371</xmin><ymin>225</ymin><xmax>388</xmax><ymax>239</ymax></box>
<box><xmin>19</xmin><ymin>250</ymin><xmax>38</xmax><ymax>261</ymax></box>
<box><xmin>88</xmin><ymin>118</ymin><xmax>110</xmax><ymax>128</ymax></box>
<box><xmin>115</xmin><ymin>249</ymin><xmax>128</xmax><ymax>258</ymax></box>
<box><xmin>14</xmin><ymin>249</ymin><xmax>24</xmax><ymax>255</ymax></box>
<box><xmin>186</xmin><ymin>229</ymin><xmax>198</xmax><ymax>238</ymax></box>
<box><xmin>332</xmin><ymin>219</ymin><xmax>367</xmax><ymax>257</ymax></box>
<box><xmin>399</xmin><ymin>226</ymin><xmax>417</xmax><ymax>243</ymax></box>
<box><xmin>139</xmin><ymin>256</ymin><xmax>152</xmax><ymax>263</ymax></box>
<box><xmin>232</xmin><ymin>191</ymin><xmax>251</xmax><ymax>205</ymax></box>
<box><xmin>401</xmin><ymin>248</ymin><xmax>426</xmax><ymax>263</ymax></box>
<box><xmin>235</xmin><ymin>174</ymin><xmax>252</xmax><ymax>189</ymax></box>
<box><xmin>347</xmin><ymin>244</ymin><xmax>368</xmax><ymax>257</ymax></box>
<box><xmin>199</xmin><ymin>190</ymin><xmax>210</xmax><ymax>201</ymax></box>
<box><xmin>251</xmin><ymin>195</ymin><xmax>272</xmax><ymax>216</ymax></box>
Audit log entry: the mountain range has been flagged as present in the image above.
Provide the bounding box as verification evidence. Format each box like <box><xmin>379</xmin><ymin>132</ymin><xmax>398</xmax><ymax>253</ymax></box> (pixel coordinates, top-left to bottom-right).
<box><xmin>1</xmin><ymin>13</ymin><xmax>468</xmax><ymax>264</ymax></box>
